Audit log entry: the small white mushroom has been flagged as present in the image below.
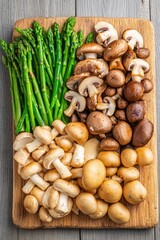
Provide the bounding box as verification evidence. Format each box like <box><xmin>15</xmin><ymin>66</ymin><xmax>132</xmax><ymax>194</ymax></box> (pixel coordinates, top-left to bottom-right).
<box><xmin>44</xmin><ymin>169</ymin><xmax>61</xmax><ymax>183</ymax></box>
<box><xmin>30</xmin><ymin>186</ymin><xmax>45</xmax><ymax>205</ymax></box>
<box><xmin>49</xmin><ymin>197</ymin><xmax>73</xmax><ymax>218</ymax></box>
<box><xmin>33</xmin><ymin>126</ymin><xmax>52</xmax><ymax>145</ymax></box>
<box><xmin>26</xmin><ymin>139</ymin><xmax>42</xmax><ymax>153</ymax></box>
<box><xmin>42</xmin><ymin>186</ymin><xmax>59</xmax><ymax>209</ymax></box>
<box><xmin>39</xmin><ymin>207</ymin><xmax>52</xmax><ymax>223</ymax></box>
<box><xmin>55</xmin><ymin>137</ymin><xmax>73</xmax><ymax>152</ymax></box>
<box><xmin>32</xmin><ymin>145</ymin><xmax>49</xmax><ymax>161</ymax></box>
<box><xmin>14</xmin><ymin>148</ymin><xmax>30</xmax><ymax>165</ymax></box>
<box><xmin>30</xmin><ymin>173</ymin><xmax>50</xmax><ymax>191</ymax></box>
<box><xmin>95</xmin><ymin>21</ymin><xmax>118</xmax><ymax>47</ymax></box>
<box><xmin>54</xmin><ymin>193</ymin><xmax>70</xmax><ymax>215</ymax></box>
<box><xmin>52</xmin><ymin>120</ymin><xmax>66</xmax><ymax>135</ymax></box>
<box><xmin>123</xmin><ymin>29</ymin><xmax>143</xmax><ymax>50</ymax></box>
<box><xmin>84</xmin><ymin>138</ymin><xmax>100</xmax><ymax>163</ymax></box>
<box><xmin>24</xmin><ymin>195</ymin><xmax>39</xmax><ymax>214</ymax></box>
<box><xmin>61</xmin><ymin>153</ymin><xmax>72</xmax><ymax>166</ymax></box>
<box><xmin>13</xmin><ymin>132</ymin><xmax>34</xmax><ymax>151</ymax></box>
<box><xmin>64</xmin><ymin>91</ymin><xmax>86</xmax><ymax>117</ymax></box>
<box><xmin>53</xmin><ymin>179</ymin><xmax>80</xmax><ymax>198</ymax></box>
<box><xmin>71</xmin><ymin>144</ymin><xmax>85</xmax><ymax>167</ymax></box>
<box><xmin>43</xmin><ymin>148</ymin><xmax>72</xmax><ymax>179</ymax></box>
<box><xmin>128</xmin><ymin>58</ymin><xmax>150</xmax><ymax>82</ymax></box>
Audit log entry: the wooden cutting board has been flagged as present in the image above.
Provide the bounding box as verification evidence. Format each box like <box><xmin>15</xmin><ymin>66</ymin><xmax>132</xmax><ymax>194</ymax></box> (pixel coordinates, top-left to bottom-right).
<box><xmin>12</xmin><ymin>17</ymin><xmax>158</xmax><ymax>229</ymax></box>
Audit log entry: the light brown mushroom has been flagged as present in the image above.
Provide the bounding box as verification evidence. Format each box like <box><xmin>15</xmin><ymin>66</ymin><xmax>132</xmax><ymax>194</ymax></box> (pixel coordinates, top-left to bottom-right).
<box><xmin>117</xmin><ymin>166</ymin><xmax>140</xmax><ymax>182</ymax></box>
<box><xmin>33</xmin><ymin>126</ymin><xmax>52</xmax><ymax>145</ymax></box>
<box><xmin>39</xmin><ymin>207</ymin><xmax>52</xmax><ymax>223</ymax></box>
<box><xmin>76</xmin><ymin>192</ymin><xmax>97</xmax><ymax>215</ymax></box>
<box><xmin>74</xmin><ymin>58</ymin><xmax>109</xmax><ymax>78</ymax></box>
<box><xmin>109</xmin><ymin>57</ymin><xmax>126</xmax><ymax>73</ymax></box>
<box><xmin>76</xmin><ymin>43</ymin><xmax>104</xmax><ymax>60</ymax></box>
<box><xmin>135</xmin><ymin>147</ymin><xmax>153</xmax><ymax>166</ymax></box>
<box><xmin>30</xmin><ymin>186</ymin><xmax>45</xmax><ymax>205</ymax></box>
<box><xmin>84</xmin><ymin>138</ymin><xmax>100</xmax><ymax>163</ymax></box>
<box><xmin>64</xmin><ymin>91</ymin><xmax>86</xmax><ymax>117</ymax></box>
<box><xmin>42</xmin><ymin>186</ymin><xmax>59</xmax><ymax>210</ymax></box>
<box><xmin>71</xmin><ymin>168</ymin><xmax>83</xmax><ymax>179</ymax></box>
<box><xmin>53</xmin><ymin>179</ymin><xmax>80</xmax><ymax>198</ymax></box>
<box><xmin>54</xmin><ymin>193</ymin><xmax>72</xmax><ymax>215</ymax></box>
<box><xmin>112</xmin><ymin>121</ymin><xmax>132</xmax><ymax>145</ymax></box>
<box><xmin>13</xmin><ymin>132</ymin><xmax>34</xmax><ymax>151</ymax></box>
<box><xmin>65</xmin><ymin>122</ymin><xmax>89</xmax><ymax>145</ymax></box>
<box><xmin>121</xmin><ymin>148</ymin><xmax>137</xmax><ymax>167</ymax></box>
<box><xmin>89</xmin><ymin>199</ymin><xmax>108</xmax><ymax>219</ymax></box>
<box><xmin>97</xmin><ymin>151</ymin><xmax>120</xmax><ymax>167</ymax></box>
<box><xmin>55</xmin><ymin>137</ymin><xmax>72</xmax><ymax>152</ymax></box>
<box><xmin>52</xmin><ymin>120</ymin><xmax>66</xmax><ymax>135</ymax></box>
<box><xmin>22</xmin><ymin>179</ymin><xmax>35</xmax><ymax>194</ymax></box>
<box><xmin>108</xmin><ymin>202</ymin><xmax>130</xmax><ymax>224</ymax></box>
<box><xmin>24</xmin><ymin>195</ymin><xmax>39</xmax><ymax>214</ymax></box>
<box><xmin>44</xmin><ymin>169</ymin><xmax>60</xmax><ymax>183</ymax></box>
<box><xmin>71</xmin><ymin>144</ymin><xmax>85</xmax><ymax>167</ymax></box>
<box><xmin>14</xmin><ymin>148</ymin><xmax>30</xmax><ymax>165</ymax></box>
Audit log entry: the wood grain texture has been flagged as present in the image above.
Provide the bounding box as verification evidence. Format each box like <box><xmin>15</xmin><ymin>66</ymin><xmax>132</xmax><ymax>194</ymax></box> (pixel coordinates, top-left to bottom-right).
<box><xmin>12</xmin><ymin>17</ymin><xmax>158</xmax><ymax>229</ymax></box>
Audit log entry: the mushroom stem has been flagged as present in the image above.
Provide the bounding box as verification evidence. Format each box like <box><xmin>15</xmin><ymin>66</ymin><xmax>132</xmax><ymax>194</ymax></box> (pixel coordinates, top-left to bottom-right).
<box><xmin>84</xmin><ymin>53</ymin><xmax>97</xmax><ymax>59</ymax></box>
<box><xmin>96</xmin><ymin>102</ymin><xmax>109</xmax><ymax>110</ymax></box>
<box><xmin>55</xmin><ymin>193</ymin><xmax>69</xmax><ymax>215</ymax></box>
<box><xmin>26</xmin><ymin>139</ymin><xmax>42</xmax><ymax>153</ymax></box>
<box><xmin>53</xmin><ymin>158</ymin><xmax>72</xmax><ymax>179</ymax></box>
<box><xmin>64</xmin><ymin>98</ymin><xmax>80</xmax><ymax>117</ymax></box>
<box><xmin>71</xmin><ymin>144</ymin><xmax>85</xmax><ymax>167</ymax></box>
<box><xmin>88</xmin><ymin>85</ymin><xmax>99</xmax><ymax>98</ymax></box>
<box><xmin>22</xmin><ymin>179</ymin><xmax>35</xmax><ymax>194</ymax></box>
<box><xmin>131</xmin><ymin>65</ymin><xmax>144</xmax><ymax>82</ymax></box>
<box><xmin>30</xmin><ymin>173</ymin><xmax>50</xmax><ymax>191</ymax></box>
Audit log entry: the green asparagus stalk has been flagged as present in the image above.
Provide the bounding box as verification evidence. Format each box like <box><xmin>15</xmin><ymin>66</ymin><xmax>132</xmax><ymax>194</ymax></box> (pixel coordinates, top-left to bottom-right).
<box><xmin>77</xmin><ymin>30</ymin><xmax>84</xmax><ymax>47</ymax></box>
<box><xmin>50</xmin><ymin>22</ymin><xmax>62</xmax><ymax>109</ymax></box>
<box><xmin>61</xmin><ymin>17</ymin><xmax>76</xmax><ymax>78</ymax></box>
<box><xmin>47</xmin><ymin>28</ymin><xmax>55</xmax><ymax>69</ymax></box>
<box><xmin>33</xmin><ymin>21</ymin><xmax>53</xmax><ymax>125</ymax></box>
<box><xmin>85</xmin><ymin>32</ymin><xmax>94</xmax><ymax>43</ymax></box>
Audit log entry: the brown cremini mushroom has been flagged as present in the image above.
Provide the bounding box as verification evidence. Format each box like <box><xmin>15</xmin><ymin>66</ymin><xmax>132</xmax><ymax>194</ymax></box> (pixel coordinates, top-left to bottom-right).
<box><xmin>141</xmin><ymin>78</ymin><xmax>153</xmax><ymax>93</ymax></box>
<box><xmin>100</xmin><ymin>137</ymin><xmax>119</xmax><ymax>151</ymax></box>
<box><xmin>126</xmin><ymin>101</ymin><xmax>145</xmax><ymax>123</ymax></box>
<box><xmin>132</xmin><ymin>118</ymin><xmax>154</xmax><ymax>147</ymax></box>
<box><xmin>103</xmin><ymin>39</ymin><xmax>128</xmax><ymax>61</ymax></box>
<box><xmin>86</xmin><ymin>111</ymin><xmax>112</xmax><ymax>135</ymax></box>
<box><xmin>124</xmin><ymin>81</ymin><xmax>144</xmax><ymax>102</ymax></box>
<box><xmin>112</xmin><ymin>121</ymin><xmax>132</xmax><ymax>145</ymax></box>
<box><xmin>104</xmin><ymin>86</ymin><xmax>117</xmax><ymax>97</ymax></box>
<box><xmin>115</xmin><ymin>110</ymin><xmax>127</xmax><ymax>121</ymax></box>
<box><xmin>117</xmin><ymin>98</ymin><xmax>128</xmax><ymax>109</ymax></box>
<box><xmin>109</xmin><ymin>57</ymin><xmax>126</xmax><ymax>73</ymax></box>
<box><xmin>97</xmin><ymin>151</ymin><xmax>120</xmax><ymax>167</ymax></box>
<box><xmin>135</xmin><ymin>48</ymin><xmax>150</xmax><ymax>59</ymax></box>
<box><xmin>74</xmin><ymin>58</ymin><xmax>109</xmax><ymax>78</ymax></box>
<box><xmin>106</xmin><ymin>69</ymin><xmax>126</xmax><ymax>88</ymax></box>
<box><xmin>76</xmin><ymin>43</ymin><xmax>104</xmax><ymax>60</ymax></box>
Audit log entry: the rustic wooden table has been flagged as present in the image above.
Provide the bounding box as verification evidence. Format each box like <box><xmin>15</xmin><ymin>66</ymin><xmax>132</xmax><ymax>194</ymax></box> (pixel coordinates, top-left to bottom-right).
<box><xmin>0</xmin><ymin>0</ymin><xmax>159</xmax><ymax>239</ymax></box>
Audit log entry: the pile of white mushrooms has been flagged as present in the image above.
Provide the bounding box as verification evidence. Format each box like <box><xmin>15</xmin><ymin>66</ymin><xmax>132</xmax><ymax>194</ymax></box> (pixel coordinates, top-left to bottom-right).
<box><xmin>14</xmin><ymin>118</ymin><xmax>153</xmax><ymax>224</ymax></box>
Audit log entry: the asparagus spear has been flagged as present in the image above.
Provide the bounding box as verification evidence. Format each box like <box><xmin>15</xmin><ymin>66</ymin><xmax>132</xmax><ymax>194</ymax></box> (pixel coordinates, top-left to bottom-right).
<box><xmin>77</xmin><ymin>30</ymin><xmax>84</xmax><ymax>47</ymax></box>
<box><xmin>85</xmin><ymin>32</ymin><xmax>94</xmax><ymax>43</ymax></box>
<box><xmin>33</xmin><ymin>21</ymin><xmax>53</xmax><ymax>125</ymax></box>
<box><xmin>61</xmin><ymin>17</ymin><xmax>76</xmax><ymax>78</ymax></box>
<box><xmin>50</xmin><ymin>22</ymin><xmax>62</xmax><ymax>109</ymax></box>
<box><xmin>18</xmin><ymin>42</ymin><xmax>36</xmax><ymax>130</ymax></box>
<box><xmin>58</xmin><ymin>30</ymin><xmax>79</xmax><ymax>120</ymax></box>
<box><xmin>47</xmin><ymin>28</ymin><xmax>55</xmax><ymax>70</ymax></box>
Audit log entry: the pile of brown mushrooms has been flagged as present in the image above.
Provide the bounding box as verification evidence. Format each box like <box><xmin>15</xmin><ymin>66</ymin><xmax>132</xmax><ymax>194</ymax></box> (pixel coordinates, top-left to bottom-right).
<box><xmin>65</xmin><ymin>21</ymin><xmax>154</xmax><ymax>148</ymax></box>
<box><xmin>13</xmin><ymin>22</ymin><xmax>155</xmax><ymax>225</ymax></box>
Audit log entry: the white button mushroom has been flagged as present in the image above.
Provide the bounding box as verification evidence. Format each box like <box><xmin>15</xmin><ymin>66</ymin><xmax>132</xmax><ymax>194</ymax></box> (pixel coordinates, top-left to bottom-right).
<box><xmin>24</xmin><ymin>195</ymin><xmax>39</xmax><ymax>214</ymax></box>
<box><xmin>53</xmin><ymin>179</ymin><xmax>80</xmax><ymax>198</ymax></box>
<box><xmin>54</xmin><ymin>193</ymin><xmax>71</xmax><ymax>215</ymax></box>
<box><xmin>43</xmin><ymin>148</ymin><xmax>72</xmax><ymax>179</ymax></box>
<box><xmin>14</xmin><ymin>148</ymin><xmax>30</xmax><ymax>165</ymax></box>
<box><xmin>84</xmin><ymin>138</ymin><xmax>100</xmax><ymax>163</ymax></box>
<box><xmin>95</xmin><ymin>21</ymin><xmax>118</xmax><ymax>47</ymax></box>
<box><xmin>42</xmin><ymin>186</ymin><xmax>59</xmax><ymax>209</ymax></box>
<box><xmin>76</xmin><ymin>192</ymin><xmax>97</xmax><ymax>215</ymax></box>
<box><xmin>71</xmin><ymin>144</ymin><xmax>85</xmax><ymax>167</ymax></box>
<box><xmin>22</xmin><ymin>179</ymin><xmax>35</xmax><ymax>194</ymax></box>
<box><xmin>13</xmin><ymin>132</ymin><xmax>34</xmax><ymax>151</ymax></box>
<box><xmin>30</xmin><ymin>186</ymin><xmax>45</xmax><ymax>205</ymax></box>
<box><xmin>39</xmin><ymin>206</ymin><xmax>52</xmax><ymax>223</ymax></box>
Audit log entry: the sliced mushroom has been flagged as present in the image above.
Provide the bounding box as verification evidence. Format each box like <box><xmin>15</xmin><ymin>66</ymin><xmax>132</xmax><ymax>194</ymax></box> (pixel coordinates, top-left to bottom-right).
<box><xmin>109</xmin><ymin>57</ymin><xmax>126</xmax><ymax>73</ymax></box>
<box><xmin>128</xmin><ymin>58</ymin><xmax>150</xmax><ymax>82</ymax></box>
<box><xmin>66</xmin><ymin>72</ymin><xmax>90</xmax><ymax>90</ymax></box>
<box><xmin>102</xmin><ymin>96</ymin><xmax>116</xmax><ymax>116</ymax></box>
<box><xmin>76</xmin><ymin>43</ymin><xmax>104</xmax><ymax>60</ymax></box>
<box><xmin>122</xmin><ymin>29</ymin><xmax>144</xmax><ymax>50</ymax></box>
<box><xmin>74</xmin><ymin>59</ymin><xmax>109</xmax><ymax>78</ymax></box>
<box><xmin>64</xmin><ymin>91</ymin><xmax>86</xmax><ymax>117</ymax></box>
<box><xmin>95</xmin><ymin>21</ymin><xmax>118</xmax><ymax>47</ymax></box>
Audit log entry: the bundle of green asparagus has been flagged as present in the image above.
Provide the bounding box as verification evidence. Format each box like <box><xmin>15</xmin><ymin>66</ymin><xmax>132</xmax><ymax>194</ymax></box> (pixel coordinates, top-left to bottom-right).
<box><xmin>0</xmin><ymin>17</ymin><xmax>88</xmax><ymax>134</ymax></box>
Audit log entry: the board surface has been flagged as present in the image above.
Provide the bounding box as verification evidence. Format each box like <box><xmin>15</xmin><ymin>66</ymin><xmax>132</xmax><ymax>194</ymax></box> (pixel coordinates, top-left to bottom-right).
<box><xmin>12</xmin><ymin>17</ymin><xmax>158</xmax><ymax>229</ymax></box>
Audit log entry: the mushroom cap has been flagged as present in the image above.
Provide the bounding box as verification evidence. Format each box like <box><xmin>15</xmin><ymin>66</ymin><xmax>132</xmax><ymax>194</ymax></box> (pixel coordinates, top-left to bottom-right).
<box><xmin>141</xmin><ymin>78</ymin><xmax>153</xmax><ymax>93</ymax></box>
<box><xmin>52</xmin><ymin>120</ymin><xmax>66</xmax><ymax>135</ymax></box>
<box><xmin>66</xmin><ymin>72</ymin><xmax>90</xmax><ymax>90</ymax></box>
<box><xmin>82</xmin><ymin>159</ymin><xmax>106</xmax><ymax>190</ymax></box>
<box><xmin>74</xmin><ymin>58</ymin><xmax>109</xmax><ymax>78</ymax></box>
<box><xmin>123</xmin><ymin>180</ymin><xmax>147</xmax><ymax>204</ymax></box>
<box><xmin>135</xmin><ymin>47</ymin><xmax>150</xmax><ymax>59</ymax></box>
<box><xmin>84</xmin><ymin>138</ymin><xmax>100</xmax><ymax>162</ymax></box>
<box><xmin>20</xmin><ymin>162</ymin><xmax>42</xmax><ymax>180</ymax></box>
<box><xmin>39</xmin><ymin>207</ymin><xmax>52</xmax><ymax>223</ymax></box>
<box><xmin>86</xmin><ymin>111</ymin><xmax>112</xmax><ymax>135</ymax></box>
<box><xmin>43</xmin><ymin>148</ymin><xmax>64</xmax><ymax>169</ymax></box>
<box><xmin>89</xmin><ymin>199</ymin><xmax>108</xmax><ymax>219</ymax></box>
<box><xmin>76</xmin><ymin>192</ymin><xmax>97</xmax><ymax>215</ymax></box>
<box><xmin>121</xmin><ymin>148</ymin><xmax>137</xmax><ymax>167</ymax></box>
<box><xmin>33</xmin><ymin>126</ymin><xmax>52</xmax><ymax>145</ymax></box>
<box><xmin>95</xmin><ymin>22</ymin><xmax>118</xmax><ymax>47</ymax></box>
<box><xmin>123</xmin><ymin>50</ymin><xmax>136</xmax><ymax>70</ymax></box>
<box><xmin>117</xmin><ymin>166</ymin><xmax>140</xmax><ymax>182</ymax></box>
<box><xmin>132</xmin><ymin>118</ymin><xmax>154</xmax><ymax>147</ymax></box>
<box><xmin>135</xmin><ymin>147</ymin><xmax>153</xmax><ymax>166</ymax></box>
<box><xmin>64</xmin><ymin>91</ymin><xmax>86</xmax><ymax>115</ymax></box>
<box><xmin>123</xmin><ymin>29</ymin><xmax>143</xmax><ymax>50</ymax></box>
<box><xmin>126</xmin><ymin>101</ymin><xmax>145</xmax><ymax>123</ymax></box>
<box><xmin>42</xmin><ymin>186</ymin><xmax>59</xmax><ymax>209</ymax></box>
<box><xmin>108</xmin><ymin>202</ymin><xmax>130</xmax><ymax>224</ymax></box>
<box><xmin>13</xmin><ymin>132</ymin><xmax>34</xmax><ymax>151</ymax></box>
<box><xmin>98</xmin><ymin>179</ymin><xmax>122</xmax><ymax>203</ymax></box>
<box><xmin>53</xmin><ymin>179</ymin><xmax>80</xmax><ymax>198</ymax></box>
<box><xmin>97</xmin><ymin>151</ymin><xmax>120</xmax><ymax>167</ymax></box>
<box><xmin>76</xmin><ymin>43</ymin><xmax>104</xmax><ymax>60</ymax></box>
<box><xmin>112</xmin><ymin>121</ymin><xmax>132</xmax><ymax>145</ymax></box>
<box><xmin>24</xmin><ymin>195</ymin><xmax>39</xmax><ymax>214</ymax></box>
<box><xmin>65</xmin><ymin>122</ymin><xmax>89</xmax><ymax>145</ymax></box>
<box><xmin>106</xmin><ymin>69</ymin><xmax>126</xmax><ymax>88</ymax></box>
<box><xmin>123</xmin><ymin>81</ymin><xmax>144</xmax><ymax>102</ymax></box>
<box><xmin>103</xmin><ymin>39</ymin><xmax>128</xmax><ymax>61</ymax></box>
<box><xmin>78</xmin><ymin>76</ymin><xmax>104</xmax><ymax>97</ymax></box>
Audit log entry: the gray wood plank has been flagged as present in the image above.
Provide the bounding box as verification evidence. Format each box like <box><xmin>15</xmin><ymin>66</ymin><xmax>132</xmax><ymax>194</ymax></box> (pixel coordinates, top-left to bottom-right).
<box><xmin>76</xmin><ymin>0</ymin><xmax>150</xmax><ymax>19</ymax></box>
<box><xmin>150</xmin><ymin>1</ymin><xmax>160</xmax><ymax>240</ymax></box>
<box><xmin>0</xmin><ymin>0</ymin><xmax>79</xmax><ymax>240</ymax></box>
<box><xmin>75</xmin><ymin>0</ymin><xmax>157</xmax><ymax>239</ymax></box>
